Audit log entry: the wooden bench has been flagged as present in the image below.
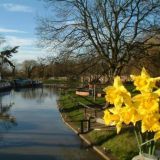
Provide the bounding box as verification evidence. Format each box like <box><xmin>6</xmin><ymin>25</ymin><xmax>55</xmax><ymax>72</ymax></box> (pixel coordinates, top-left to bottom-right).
<box><xmin>77</xmin><ymin>102</ymin><xmax>98</xmax><ymax>118</ymax></box>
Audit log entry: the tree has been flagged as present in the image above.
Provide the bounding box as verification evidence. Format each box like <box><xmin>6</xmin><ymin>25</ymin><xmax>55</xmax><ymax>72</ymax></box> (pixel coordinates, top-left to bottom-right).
<box><xmin>22</xmin><ymin>60</ymin><xmax>37</xmax><ymax>78</ymax></box>
<box><xmin>37</xmin><ymin>0</ymin><xmax>160</xmax><ymax>82</ymax></box>
<box><xmin>36</xmin><ymin>57</ymin><xmax>48</xmax><ymax>78</ymax></box>
<box><xmin>0</xmin><ymin>46</ymin><xmax>19</xmax><ymax>79</ymax></box>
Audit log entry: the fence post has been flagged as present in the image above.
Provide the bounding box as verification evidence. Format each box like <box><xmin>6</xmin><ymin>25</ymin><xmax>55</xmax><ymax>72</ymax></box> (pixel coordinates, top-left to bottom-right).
<box><xmin>94</xmin><ymin>109</ymin><xmax>97</xmax><ymax>117</ymax></box>
<box><xmin>87</xmin><ymin>117</ymin><xmax>91</xmax><ymax>132</ymax></box>
<box><xmin>84</xmin><ymin>108</ymin><xmax>87</xmax><ymax>118</ymax></box>
<box><xmin>80</xmin><ymin>120</ymin><xmax>84</xmax><ymax>134</ymax></box>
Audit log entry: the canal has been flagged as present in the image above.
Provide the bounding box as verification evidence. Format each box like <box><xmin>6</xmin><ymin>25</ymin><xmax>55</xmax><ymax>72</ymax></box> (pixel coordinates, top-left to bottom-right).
<box><xmin>0</xmin><ymin>87</ymin><xmax>102</xmax><ymax>160</ymax></box>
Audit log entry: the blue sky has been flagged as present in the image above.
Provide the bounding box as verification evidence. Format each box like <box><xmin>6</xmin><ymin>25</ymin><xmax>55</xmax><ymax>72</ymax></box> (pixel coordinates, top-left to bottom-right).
<box><xmin>0</xmin><ymin>0</ymin><xmax>50</xmax><ymax>63</ymax></box>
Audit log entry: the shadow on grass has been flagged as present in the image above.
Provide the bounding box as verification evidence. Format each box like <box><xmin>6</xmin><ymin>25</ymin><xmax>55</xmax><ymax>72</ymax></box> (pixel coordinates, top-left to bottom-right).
<box><xmin>91</xmin><ymin>127</ymin><xmax>134</xmax><ymax>146</ymax></box>
<box><xmin>69</xmin><ymin>112</ymin><xmax>83</xmax><ymax>118</ymax></box>
<box><xmin>92</xmin><ymin>131</ymin><xmax>117</xmax><ymax>146</ymax></box>
<box><xmin>77</xmin><ymin>95</ymin><xmax>104</xmax><ymax>106</ymax></box>
<box><xmin>61</xmin><ymin>105</ymin><xmax>83</xmax><ymax>113</ymax></box>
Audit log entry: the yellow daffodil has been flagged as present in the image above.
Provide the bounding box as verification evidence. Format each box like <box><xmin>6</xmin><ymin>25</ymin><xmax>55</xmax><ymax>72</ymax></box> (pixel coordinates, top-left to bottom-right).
<box><xmin>103</xmin><ymin>109</ymin><xmax>122</xmax><ymax>133</ymax></box>
<box><xmin>103</xmin><ymin>110</ymin><xmax>120</xmax><ymax>126</ymax></box>
<box><xmin>154</xmin><ymin>88</ymin><xmax>160</xmax><ymax>96</ymax></box>
<box><xmin>116</xmin><ymin>122</ymin><xmax>122</xmax><ymax>134</ymax></box>
<box><xmin>104</xmin><ymin>76</ymin><xmax>131</xmax><ymax>108</ymax></box>
<box><xmin>132</xmin><ymin>93</ymin><xmax>159</xmax><ymax>115</ymax></box>
<box><xmin>141</xmin><ymin>114</ymin><xmax>160</xmax><ymax>133</ymax></box>
<box><xmin>131</xmin><ymin>68</ymin><xmax>160</xmax><ymax>93</ymax></box>
<box><xmin>120</xmin><ymin>106</ymin><xmax>141</xmax><ymax>125</ymax></box>
<box><xmin>154</xmin><ymin>131</ymin><xmax>160</xmax><ymax>141</ymax></box>
<box><xmin>103</xmin><ymin>67</ymin><xmax>160</xmax><ymax>144</ymax></box>
<box><xmin>119</xmin><ymin>106</ymin><xmax>132</xmax><ymax>125</ymax></box>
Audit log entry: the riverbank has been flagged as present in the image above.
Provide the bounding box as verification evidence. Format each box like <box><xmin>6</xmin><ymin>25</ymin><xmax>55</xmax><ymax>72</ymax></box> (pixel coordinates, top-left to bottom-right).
<box><xmin>57</xmin><ymin>90</ymin><xmax>139</xmax><ymax>160</ymax></box>
<box><xmin>59</xmin><ymin>109</ymin><xmax>115</xmax><ymax>160</ymax></box>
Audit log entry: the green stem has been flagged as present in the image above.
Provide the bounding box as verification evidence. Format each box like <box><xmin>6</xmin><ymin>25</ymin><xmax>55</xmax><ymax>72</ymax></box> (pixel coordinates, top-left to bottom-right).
<box><xmin>140</xmin><ymin>138</ymin><xmax>155</xmax><ymax>155</ymax></box>
<box><xmin>152</xmin><ymin>143</ymin><xmax>156</xmax><ymax>155</ymax></box>
<box><xmin>149</xmin><ymin>141</ymin><xmax>152</xmax><ymax>155</ymax></box>
<box><xmin>140</xmin><ymin>138</ymin><xmax>154</xmax><ymax>147</ymax></box>
<box><xmin>134</xmin><ymin>128</ymin><xmax>142</xmax><ymax>154</ymax></box>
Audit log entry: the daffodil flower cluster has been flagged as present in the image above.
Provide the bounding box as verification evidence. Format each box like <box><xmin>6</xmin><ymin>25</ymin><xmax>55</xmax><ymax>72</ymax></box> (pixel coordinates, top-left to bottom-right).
<box><xmin>103</xmin><ymin>68</ymin><xmax>160</xmax><ymax>141</ymax></box>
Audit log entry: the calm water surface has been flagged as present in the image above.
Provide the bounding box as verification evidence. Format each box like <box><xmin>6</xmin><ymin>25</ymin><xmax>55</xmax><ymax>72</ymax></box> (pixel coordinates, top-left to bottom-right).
<box><xmin>0</xmin><ymin>87</ymin><xmax>102</xmax><ymax>160</ymax></box>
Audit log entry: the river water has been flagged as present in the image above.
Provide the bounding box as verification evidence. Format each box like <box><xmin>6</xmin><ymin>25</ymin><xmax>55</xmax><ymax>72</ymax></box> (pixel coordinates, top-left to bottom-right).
<box><xmin>0</xmin><ymin>87</ymin><xmax>102</xmax><ymax>160</ymax></box>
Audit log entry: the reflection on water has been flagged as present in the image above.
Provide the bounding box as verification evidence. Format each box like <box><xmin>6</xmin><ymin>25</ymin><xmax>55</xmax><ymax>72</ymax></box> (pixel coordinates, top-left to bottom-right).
<box><xmin>16</xmin><ymin>88</ymin><xmax>46</xmax><ymax>104</ymax></box>
<box><xmin>14</xmin><ymin>87</ymin><xmax>57</xmax><ymax>104</ymax></box>
<box><xmin>0</xmin><ymin>92</ymin><xmax>17</xmax><ymax>130</ymax></box>
<box><xmin>0</xmin><ymin>87</ymin><xmax>101</xmax><ymax>160</ymax></box>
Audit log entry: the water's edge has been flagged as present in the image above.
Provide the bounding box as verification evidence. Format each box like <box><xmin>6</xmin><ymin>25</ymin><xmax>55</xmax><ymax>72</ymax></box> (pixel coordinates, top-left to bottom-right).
<box><xmin>58</xmin><ymin>103</ymin><xmax>111</xmax><ymax>160</ymax></box>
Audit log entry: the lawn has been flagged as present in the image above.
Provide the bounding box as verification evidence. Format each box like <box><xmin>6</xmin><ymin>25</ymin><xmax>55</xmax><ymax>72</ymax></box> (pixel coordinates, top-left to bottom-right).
<box><xmin>58</xmin><ymin>89</ymin><xmax>139</xmax><ymax>160</ymax></box>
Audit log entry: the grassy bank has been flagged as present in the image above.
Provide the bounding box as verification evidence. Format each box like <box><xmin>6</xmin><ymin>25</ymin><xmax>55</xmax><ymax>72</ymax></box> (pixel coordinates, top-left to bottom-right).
<box><xmin>43</xmin><ymin>79</ymin><xmax>68</xmax><ymax>84</ymax></box>
<box><xmin>59</xmin><ymin>90</ymin><xmax>105</xmax><ymax>127</ymax></box>
<box><xmin>58</xmin><ymin>90</ymin><xmax>139</xmax><ymax>160</ymax></box>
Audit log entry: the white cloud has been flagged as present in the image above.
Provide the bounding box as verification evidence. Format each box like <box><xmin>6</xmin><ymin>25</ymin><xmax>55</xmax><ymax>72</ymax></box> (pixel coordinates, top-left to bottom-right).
<box><xmin>11</xmin><ymin>48</ymin><xmax>48</xmax><ymax>63</ymax></box>
<box><xmin>1</xmin><ymin>36</ymin><xmax>48</xmax><ymax>62</ymax></box>
<box><xmin>2</xmin><ymin>3</ymin><xmax>33</xmax><ymax>13</ymax></box>
<box><xmin>0</xmin><ymin>27</ymin><xmax>27</xmax><ymax>33</ymax></box>
<box><xmin>12</xmin><ymin>53</ymin><xmax>37</xmax><ymax>63</ymax></box>
<box><xmin>5</xmin><ymin>36</ymin><xmax>35</xmax><ymax>47</ymax></box>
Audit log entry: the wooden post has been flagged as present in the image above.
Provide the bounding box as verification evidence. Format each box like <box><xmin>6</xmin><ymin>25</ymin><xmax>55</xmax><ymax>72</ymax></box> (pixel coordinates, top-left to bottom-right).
<box><xmin>93</xmin><ymin>84</ymin><xmax>96</xmax><ymax>101</ymax></box>
<box><xmin>87</xmin><ymin>117</ymin><xmax>91</xmax><ymax>131</ymax></box>
<box><xmin>94</xmin><ymin>109</ymin><xmax>97</xmax><ymax>117</ymax></box>
<box><xmin>80</xmin><ymin>120</ymin><xmax>84</xmax><ymax>134</ymax></box>
<box><xmin>84</xmin><ymin>108</ymin><xmax>87</xmax><ymax>118</ymax></box>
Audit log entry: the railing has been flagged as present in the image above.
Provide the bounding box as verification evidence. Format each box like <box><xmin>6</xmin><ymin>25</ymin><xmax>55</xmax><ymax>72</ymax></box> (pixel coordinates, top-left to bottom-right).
<box><xmin>77</xmin><ymin>102</ymin><xmax>99</xmax><ymax>133</ymax></box>
<box><xmin>77</xmin><ymin>102</ymin><xmax>98</xmax><ymax>118</ymax></box>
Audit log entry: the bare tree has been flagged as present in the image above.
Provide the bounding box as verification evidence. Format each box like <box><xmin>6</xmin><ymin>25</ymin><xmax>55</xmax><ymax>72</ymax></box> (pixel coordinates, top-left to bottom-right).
<box><xmin>37</xmin><ymin>0</ymin><xmax>160</xmax><ymax>81</ymax></box>
<box><xmin>22</xmin><ymin>60</ymin><xmax>37</xmax><ymax>78</ymax></box>
<box><xmin>34</xmin><ymin>57</ymin><xmax>48</xmax><ymax>78</ymax></box>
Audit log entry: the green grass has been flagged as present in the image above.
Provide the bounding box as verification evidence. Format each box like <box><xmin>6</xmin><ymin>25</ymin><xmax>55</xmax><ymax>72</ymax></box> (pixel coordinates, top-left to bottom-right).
<box><xmin>43</xmin><ymin>78</ymin><xmax>81</xmax><ymax>87</ymax></box>
<box><xmin>87</xmin><ymin>130</ymin><xmax>117</xmax><ymax>145</ymax></box>
<box><xmin>102</xmin><ymin>130</ymin><xmax>138</xmax><ymax>160</ymax></box>
<box><xmin>59</xmin><ymin>89</ymin><xmax>139</xmax><ymax>160</ymax></box>
<box><xmin>59</xmin><ymin>92</ymin><xmax>84</xmax><ymax>127</ymax></box>
<box><xmin>43</xmin><ymin>79</ymin><xmax>67</xmax><ymax>84</ymax></box>
<box><xmin>87</xmin><ymin>128</ymin><xmax>139</xmax><ymax>160</ymax></box>
<box><xmin>59</xmin><ymin>89</ymin><xmax>105</xmax><ymax>128</ymax></box>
